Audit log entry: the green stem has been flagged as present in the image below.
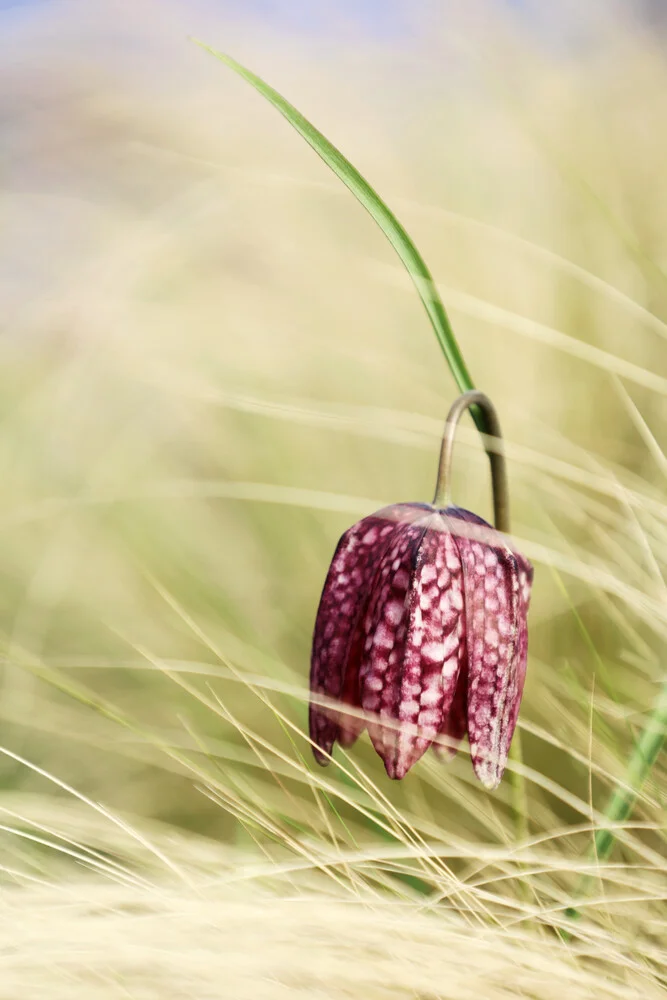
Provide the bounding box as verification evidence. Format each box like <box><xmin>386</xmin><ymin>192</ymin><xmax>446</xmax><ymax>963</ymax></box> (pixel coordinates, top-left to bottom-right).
<box><xmin>432</xmin><ymin>390</ymin><xmax>510</xmax><ymax>533</ymax></box>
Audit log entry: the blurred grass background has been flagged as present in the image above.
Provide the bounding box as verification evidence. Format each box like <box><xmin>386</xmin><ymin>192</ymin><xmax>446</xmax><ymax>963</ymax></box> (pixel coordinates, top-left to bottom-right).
<box><xmin>0</xmin><ymin>0</ymin><xmax>666</xmax><ymax>995</ymax></box>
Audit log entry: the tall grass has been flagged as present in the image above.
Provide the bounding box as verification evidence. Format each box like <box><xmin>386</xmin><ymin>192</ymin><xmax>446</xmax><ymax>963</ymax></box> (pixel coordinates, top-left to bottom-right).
<box><xmin>0</xmin><ymin>1</ymin><xmax>666</xmax><ymax>995</ymax></box>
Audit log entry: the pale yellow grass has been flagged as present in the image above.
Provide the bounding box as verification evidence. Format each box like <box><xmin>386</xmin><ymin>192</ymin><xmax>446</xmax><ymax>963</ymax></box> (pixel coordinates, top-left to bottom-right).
<box><xmin>3</xmin><ymin>880</ymin><xmax>660</xmax><ymax>1000</ymax></box>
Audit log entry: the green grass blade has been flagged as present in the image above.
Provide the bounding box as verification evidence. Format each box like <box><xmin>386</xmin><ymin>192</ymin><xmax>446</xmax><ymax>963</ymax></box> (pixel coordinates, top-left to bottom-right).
<box><xmin>192</xmin><ymin>41</ymin><xmax>484</xmax><ymax>427</ymax></box>
<box><xmin>565</xmin><ymin>678</ymin><xmax>667</xmax><ymax>927</ymax></box>
<box><xmin>594</xmin><ymin>681</ymin><xmax>667</xmax><ymax>859</ymax></box>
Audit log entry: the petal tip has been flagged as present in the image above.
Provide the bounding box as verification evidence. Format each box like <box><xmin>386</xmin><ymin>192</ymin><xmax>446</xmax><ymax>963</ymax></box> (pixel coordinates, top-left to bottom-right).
<box><xmin>312</xmin><ymin>746</ymin><xmax>332</xmax><ymax>767</ymax></box>
<box><xmin>432</xmin><ymin>742</ymin><xmax>458</xmax><ymax>764</ymax></box>
<box><xmin>472</xmin><ymin>757</ymin><xmax>503</xmax><ymax>790</ymax></box>
<box><xmin>384</xmin><ymin>758</ymin><xmax>409</xmax><ymax>780</ymax></box>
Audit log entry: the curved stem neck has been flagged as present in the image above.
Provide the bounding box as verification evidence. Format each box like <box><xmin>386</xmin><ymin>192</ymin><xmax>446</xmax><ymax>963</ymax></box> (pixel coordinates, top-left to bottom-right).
<box><xmin>432</xmin><ymin>390</ymin><xmax>510</xmax><ymax>533</ymax></box>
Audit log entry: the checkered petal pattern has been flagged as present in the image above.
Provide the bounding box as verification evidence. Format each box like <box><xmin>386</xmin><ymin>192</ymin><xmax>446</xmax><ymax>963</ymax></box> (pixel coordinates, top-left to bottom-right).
<box><xmin>309</xmin><ymin>502</ymin><xmax>533</xmax><ymax>789</ymax></box>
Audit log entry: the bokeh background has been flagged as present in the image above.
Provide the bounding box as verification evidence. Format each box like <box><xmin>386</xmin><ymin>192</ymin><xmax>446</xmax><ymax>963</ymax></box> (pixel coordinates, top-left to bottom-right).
<box><xmin>0</xmin><ymin>1</ymin><xmax>666</xmax><ymax>996</ymax></box>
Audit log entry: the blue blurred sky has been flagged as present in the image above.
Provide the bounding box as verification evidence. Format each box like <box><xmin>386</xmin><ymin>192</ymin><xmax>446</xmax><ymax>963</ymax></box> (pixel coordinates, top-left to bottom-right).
<box><xmin>0</xmin><ymin>1</ymin><xmax>659</xmax><ymax>44</ymax></box>
<box><xmin>0</xmin><ymin>0</ymin><xmax>552</xmax><ymax>46</ymax></box>
<box><xmin>1</xmin><ymin>0</ymin><xmax>408</xmax><ymax>23</ymax></box>
<box><xmin>0</xmin><ymin>0</ymin><xmax>528</xmax><ymax>24</ymax></box>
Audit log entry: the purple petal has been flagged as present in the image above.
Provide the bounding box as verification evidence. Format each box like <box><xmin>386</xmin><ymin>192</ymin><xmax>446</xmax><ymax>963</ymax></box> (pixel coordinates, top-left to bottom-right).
<box><xmin>309</xmin><ymin>504</ymin><xmax>429</xmax><ymax>764</ymax></box>
<box><xmin>361</xmin><ymin>513</ymin><xmax>466</xmax><ymax>779</ymax></box>
<box><xmin>432</xmin><ymin>628</ymin><xmax>467</xmax><ymax>762</ymax></box>
<box><xmin>445</xmin><ymin>509</ymin><xmax>533</xmax><ymax>790</ymax></box>
<box><xmin>505</xmin><ymin>552</ymin><xmax>534</xmax><ymax>739</ymax></box>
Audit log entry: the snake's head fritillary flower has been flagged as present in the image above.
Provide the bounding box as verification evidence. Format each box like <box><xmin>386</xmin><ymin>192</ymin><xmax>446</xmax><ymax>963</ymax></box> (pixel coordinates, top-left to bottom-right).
<box><xmin>308</xmin><ymin>391</ymin><xmax>534</xmax><ymax>790</ymax></box>
<box><xmin>309</xmin><ymin>503</ymin><xmax>532</xmax><ymax>788</ymax></box>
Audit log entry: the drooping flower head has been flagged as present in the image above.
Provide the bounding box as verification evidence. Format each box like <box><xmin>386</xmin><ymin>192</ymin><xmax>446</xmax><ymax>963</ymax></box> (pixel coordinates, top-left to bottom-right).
<box><xmin>309</xmin><ymin>391</ymin><xmax>533</xmax><ymax>789</ymax></box>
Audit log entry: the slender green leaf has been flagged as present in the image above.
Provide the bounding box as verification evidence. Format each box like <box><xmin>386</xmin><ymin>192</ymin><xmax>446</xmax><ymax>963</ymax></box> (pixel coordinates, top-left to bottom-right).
<box><xmin>192</xmin><ymin>41</ymin><xmax>487</xmax><ymax>430</ymax></box>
